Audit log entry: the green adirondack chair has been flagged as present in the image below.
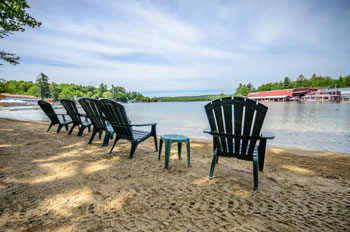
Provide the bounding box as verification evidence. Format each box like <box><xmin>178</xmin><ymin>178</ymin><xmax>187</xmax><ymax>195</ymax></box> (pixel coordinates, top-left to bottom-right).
<box><xmin>38</xmin><ymin>100</ymin><xmax>73</xmax><ymax>133</ymax></box>
<box><xmin>61</xmin><ymin>99</ymin><xmax>92</xmax><ymax>136</ymax></box>
<box><xmin>204</xmin><ymin>97</ymin><xmax>274</xmax><ymax>190</ymax></box>
<box><xmin>78</xmin><ymin>98</ymin><xmax>114</xmax><ymax>147</ymax></box>
<box><xmin>99</xmin><ymin>98</ymin><xmax>158</xmax><ymax>159</ymax></box>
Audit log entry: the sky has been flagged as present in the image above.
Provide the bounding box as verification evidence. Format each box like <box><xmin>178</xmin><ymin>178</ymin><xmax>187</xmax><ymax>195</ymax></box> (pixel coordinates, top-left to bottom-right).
<box><xmin>1</xmin><ymin>0</ymin><xmax>350</xmax><ymax>96</ymax></box>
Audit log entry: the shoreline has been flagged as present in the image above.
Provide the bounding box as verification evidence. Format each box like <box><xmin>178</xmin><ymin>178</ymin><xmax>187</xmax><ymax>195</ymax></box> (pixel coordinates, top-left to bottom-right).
<box><xmin>0</xmin><ymin>118</ymin><xmax>349</xmax><ymax>231</ymax></box>
<box><xmin>1</xmin><ymin>117</ymin><xmax>348</xmax><ymax>156</ymax></box>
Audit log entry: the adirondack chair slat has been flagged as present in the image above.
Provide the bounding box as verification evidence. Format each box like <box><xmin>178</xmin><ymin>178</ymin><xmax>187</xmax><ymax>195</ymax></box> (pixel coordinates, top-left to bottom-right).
<box><xmin>222</xmin><ymin>97</ymin><xmax>234</xmax><ymax>154</ymax></box>
<box><xmin>204</xmin><ymin>96</ymin><xmax>274</xmax><ymax>190</ymax></box>
<box><xmin>247</xmin><ymin>103</ymin><xmax>268</xmax><ymax>156</ymax></box>
<box><xmin>204</xmin><ymin>103</ymin><xmax>221</xmax><ymax>152</ymax></box>
<box><xmin>213</xmin><ymin>99</ymin><xmax>228</xmax><ymax>153</ymax></box>
<box><xmin>99</xmin><ymin>99</ymin><xmax>158</xmax><ymax>159</ymax></box>
<box><xmin>233</xmin><ymin>97</ymin><xmax>244</xmax><ymax>155</ymax></box>
<box><xmin>241</xmin><ymin>99</ymin><xmax>256</xmax><ymax>157</ymax></box>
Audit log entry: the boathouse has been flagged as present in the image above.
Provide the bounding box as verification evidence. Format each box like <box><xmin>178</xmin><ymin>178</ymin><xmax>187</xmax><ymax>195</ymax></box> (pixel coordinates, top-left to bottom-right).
<box><xmin>302</xmin><ymin>87</ymin><xmax>341</xmax><ymax>102</ymax></box>
<box><xmin>247</xmin><ymin>88</ymin><xmax>316</xmax><ymax>102</ymax></box>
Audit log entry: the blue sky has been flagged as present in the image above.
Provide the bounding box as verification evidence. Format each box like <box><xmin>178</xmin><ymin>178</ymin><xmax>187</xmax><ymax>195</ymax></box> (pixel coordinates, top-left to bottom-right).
<box><xmin>2</xmin><ymin>0</ymin><xmax>350</xmax><ymax>96</ymax></box>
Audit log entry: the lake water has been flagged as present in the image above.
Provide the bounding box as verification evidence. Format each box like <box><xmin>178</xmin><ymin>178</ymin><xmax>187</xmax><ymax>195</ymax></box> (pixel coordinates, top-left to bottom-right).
<box><xmin>0</xmin><ymin>101</ymin><xmax>349</xmax><ymax>154</ymax></box>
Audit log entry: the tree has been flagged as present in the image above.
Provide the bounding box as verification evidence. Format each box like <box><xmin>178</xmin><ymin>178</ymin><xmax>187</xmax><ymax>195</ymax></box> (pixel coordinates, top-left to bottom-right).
<box><xmin>283</xmin><ymin>77</ymin><xmax>291</xmax><ymax>89</ymax></box>
<box><xmin>296</xmin><ymin>74</ymin><xmax>305</xmax><ymax>87</ymax></box>
<box><xmin>36</xmin><ymin>73</ymin><xmax>50</xmax><ymax>99</ymax></box>
<box><xmin>49</xmin><ymin>82</ymin><xmax>60</xmax><ymax>102</ymax></box>
<box><xmin>102</xmin><ymin>91</ymin><xmax>113</xmax><ymax>99</ymax></box>
<box><xmin>0</xmin><ymin>78</ymin><xmax>7</xmax><ymax>92</ymax></box>
<box><xmin>234</xmin><ymin>85</ymin><xmax>250</xmax><ymax>96</ymax></box>
<box><xmin>0</xmin><ymin>0</ymin><xmax>41</xmax><ymax>65</ymax></box>
<box><xmin>116</xmin><ymin>92</ymin><xmax>128</xmax><ymax>102</ymax></box>
<box><xmin>98</xmin><ymin>83</ymin><xmax>107</xmax><ymax>95</ymax></box>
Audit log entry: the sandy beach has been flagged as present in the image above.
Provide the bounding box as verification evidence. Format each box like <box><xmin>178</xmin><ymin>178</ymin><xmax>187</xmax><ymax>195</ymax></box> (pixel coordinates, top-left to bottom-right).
<box><xmin>0</xmin><ymin>118</ymin><xmax>349</xmax><ymax>231</ymax></box>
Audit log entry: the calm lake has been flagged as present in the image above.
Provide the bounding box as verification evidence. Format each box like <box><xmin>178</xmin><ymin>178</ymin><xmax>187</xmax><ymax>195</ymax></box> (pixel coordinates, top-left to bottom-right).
<box><xmin>1</xmin><ymin>101</ymin><xmax>349</xmax><ymax>154</ymax></box>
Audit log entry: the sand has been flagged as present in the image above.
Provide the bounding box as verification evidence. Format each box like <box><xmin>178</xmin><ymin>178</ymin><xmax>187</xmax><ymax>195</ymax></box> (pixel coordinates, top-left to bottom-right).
<box><xmin>0</xmin><ymin>118</ymin><xmax>349</xmax><ymax>231</ymax></box>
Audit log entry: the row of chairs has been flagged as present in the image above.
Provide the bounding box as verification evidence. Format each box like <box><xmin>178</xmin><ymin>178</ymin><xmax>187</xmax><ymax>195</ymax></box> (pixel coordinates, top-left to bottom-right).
<box><xmin>38</xmin><ymin>98</ymin><xmax>157</xmax><ymax>159</ymax></box>
<box><xmin>38</xmin><ymin>97</ymin><xmax>274</xmax><ymax>190</ymax></box>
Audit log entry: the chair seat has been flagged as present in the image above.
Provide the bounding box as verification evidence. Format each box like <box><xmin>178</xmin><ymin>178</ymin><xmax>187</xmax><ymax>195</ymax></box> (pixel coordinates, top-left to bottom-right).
<box><xmin>81</xmin><ymin>120</ymin><xmax>92</xmax><ymax>127</ymax></box>
<box><xmin>216</xmin><ymin>144</ymin><xmax>258</xmax><ymax>160</ymax></box>
<box><xmin>60</xmin><ymin>120</ymin><xmax>73</xmax><ymax>125</ymax></box>
<box><xmin>132</xmin><ymin>130</ymin><xmax>151</xmax><ymax>140</ymax></box>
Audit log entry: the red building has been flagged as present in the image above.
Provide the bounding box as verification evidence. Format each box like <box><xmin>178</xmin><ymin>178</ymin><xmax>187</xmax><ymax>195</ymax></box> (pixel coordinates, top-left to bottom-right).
<box><xmin>247</xmin><ymin>88</ymin><xmax>316</xmax><ymax>102</ymax></box>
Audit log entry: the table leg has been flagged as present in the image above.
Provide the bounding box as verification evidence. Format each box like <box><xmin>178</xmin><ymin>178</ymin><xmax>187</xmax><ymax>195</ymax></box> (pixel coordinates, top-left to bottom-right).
<box><xmin>165</xmin><ymin>140</ymin><xmax>172</xmax><ymax>169</ymax></box>
<box><xmin>186</xmin><ymin>139</ymin><xmax>190</xmax><ymax>167</ymax></box>
<box><xmin>177</xmin><ymin>142</ymin><xmax>182</xmax><ymax>160</ymax></box>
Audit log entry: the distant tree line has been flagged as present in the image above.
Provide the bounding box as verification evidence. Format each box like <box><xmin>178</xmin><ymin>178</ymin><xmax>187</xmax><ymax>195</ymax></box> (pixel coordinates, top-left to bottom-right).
<box><xmin>234</xmin><ymin>74</ymin><xmax>350</xmax><ymax>96</ymax></box>
<box><xmin>0</xmin><ymin>73</ymin><xmax>158</xmax><ymax>103</ymax></box>
<box><xmin>159</xmin><ymin>93</ymin><xmax>227</xmax><ymax>102</ymax></box>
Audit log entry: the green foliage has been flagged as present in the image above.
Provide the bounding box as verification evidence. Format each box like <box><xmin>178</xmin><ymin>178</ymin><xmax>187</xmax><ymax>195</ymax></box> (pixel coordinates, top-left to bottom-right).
<box><xmin>0</xmin><ymin>0</ymin><xmax>41</xmax><ymax>65</ymax></box>
<box><xmin>116</xmin><ymin>92</ymin><xmax>128</xmax><ymax>102</ymax></box>
<box><xmin>102</xmin><ymin>91</ymin><xmax>113</xmax><ymax>99</ymax></box>
<box><xmin>36</xmin><ymin>73</ymin><xmax>50</xmax><ymax>99</ymax></box>
<box><xmin>234</xmin><ymin>83</ymin><xmax>255</xmax><ymax>96</ymax></box>
<box><xmin>0</xmin><ymin>51</ymin><xmax>19</xmax><ymax>65</ymax></box>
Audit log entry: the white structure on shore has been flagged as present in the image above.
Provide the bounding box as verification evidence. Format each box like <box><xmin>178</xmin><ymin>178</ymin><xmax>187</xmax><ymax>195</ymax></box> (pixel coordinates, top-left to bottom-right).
<box><xmin>0</xmin><ymin>93</ymin><xmax>40</xmax><ymax>106</ymax></box>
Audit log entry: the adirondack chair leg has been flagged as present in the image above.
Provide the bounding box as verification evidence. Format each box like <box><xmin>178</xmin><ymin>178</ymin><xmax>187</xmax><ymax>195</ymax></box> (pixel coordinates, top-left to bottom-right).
<box><xmin>88</xmin><ymin>129</ymin><xmax>98</xmax><ymax>144</ymax></box>
<box><xmin>77</xmin><ymin>125</ymin><xmax>86</xmax><ymax>136</ymax></box>
<box><xmin>258</xmin><ymin>138</ymin><xmax>267</xmax><ymax>172</ymax></box>
<box><xmin>152</xmin><ymin>125</ymin><xmax>158</xmax><ymax>151</ymax></box>
<box><xmin>109</xmin><ymin>136</ymin><xmax>120</xmax><ymax>154</ymax></box>
<box><xmin>102</xmin><ymin>132</ymin><xmax>110</xmax><ymax>147</ymax></box>
<box><xmin>47</xmin><ymin>122</ymin><xmax>55</xmax><ymax>132</ymax></box>
<box><xmin>64</xmin><ymin>124</ymin><xmax>69</xmax><ymax>131</ymax></box>
<box><xmin>209</xmin><ymin>150</ymin><xmax>218</xmax><ymax>180</ymax></box>
<box><xmin>158</xmin><ymin>139</ymin><xmax>163</xmax><ymax>160</ymax></box>
<box><xmin>177</xmin><ymin>142</ymin><xmax>182</xmax><ymax>160</ymax></box>
<box><xmin>68</xmin><ymin>124</ymin><xmax>77</xmax><ymax>135</ymax></box>
<box><xmin>99</xmin><ymin>131</ymin><xmax>102</xmax><ymax>140</ymax></box>
<box><xmin>253</xmin><ymin>154</ymin><xmax>259</xmax><ymax>191</ymax></box>
<box><xmin>88</xmin><ymin>126</ymin><xmax>91</xmax><ymax>132</ymax></box>
<box><xmin>216</xmin><ymin>156</ymin><xmax>219</xmax><ymax>164</ymax></box>
<box><xmin>57</xmin><ymin>124</ymin><xmax>64</xmax><ymax>133</ymax></box>
<box><xmin>129</xmin><ymin>141</ymin><xmax>138</xmax><ymax>159</ymax></box>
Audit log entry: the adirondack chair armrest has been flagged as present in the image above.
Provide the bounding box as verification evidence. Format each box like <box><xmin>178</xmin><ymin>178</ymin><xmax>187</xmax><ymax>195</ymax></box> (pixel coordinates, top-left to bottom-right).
<box><xmin>260</xmin><ymin>131</ymin><xmax>275</xmax><ymax>140</ymax></box>
<box><xmin>203</xmin><ymin>128</ymin><xmax>211</xmax><ymax>134</ymax></box>
<box><xmin>131</xmin><ymin>123</ymin><xmax>157</xmax><ymax>127</ymax></box>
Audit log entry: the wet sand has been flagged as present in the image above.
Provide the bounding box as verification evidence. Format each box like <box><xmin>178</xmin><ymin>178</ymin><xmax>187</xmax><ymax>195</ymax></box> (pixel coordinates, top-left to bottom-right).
<box><xmin>0</xmin><ymin>118</ymin><xmax>349</xmax><ymax>231</ymax></box>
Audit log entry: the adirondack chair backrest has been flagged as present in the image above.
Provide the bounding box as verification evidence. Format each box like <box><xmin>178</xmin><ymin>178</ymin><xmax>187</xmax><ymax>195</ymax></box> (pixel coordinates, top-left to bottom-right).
<box><xmin>99</xmin><ymin>99</ymin><xmax>133</xmax><ymax>140</ymax></box>
<box><xmin>38</xmin><ymin>100</ymin><xmax>60</xmax><ymax>123</ymax></box>
<box><xmin>204</xmin><ymin>97</ymin><xmax>268</xmax><ymax>161</ymax></box>
<box><xmin>78</xmin><ymin>98</ymin><xmax>106</xmax><ymax>130</ymax></box>
<box><xmin>61</xmin><ymin>99</ymin><xmax>81</xmax><ymax>124</ymax></box>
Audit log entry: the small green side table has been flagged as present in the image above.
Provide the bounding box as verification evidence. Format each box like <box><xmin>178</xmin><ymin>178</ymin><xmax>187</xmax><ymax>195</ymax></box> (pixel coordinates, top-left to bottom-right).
<box><xmin>159</xmin><ymin>134</ymin><xmax>190</xmax><ymax>169</ymax></box>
